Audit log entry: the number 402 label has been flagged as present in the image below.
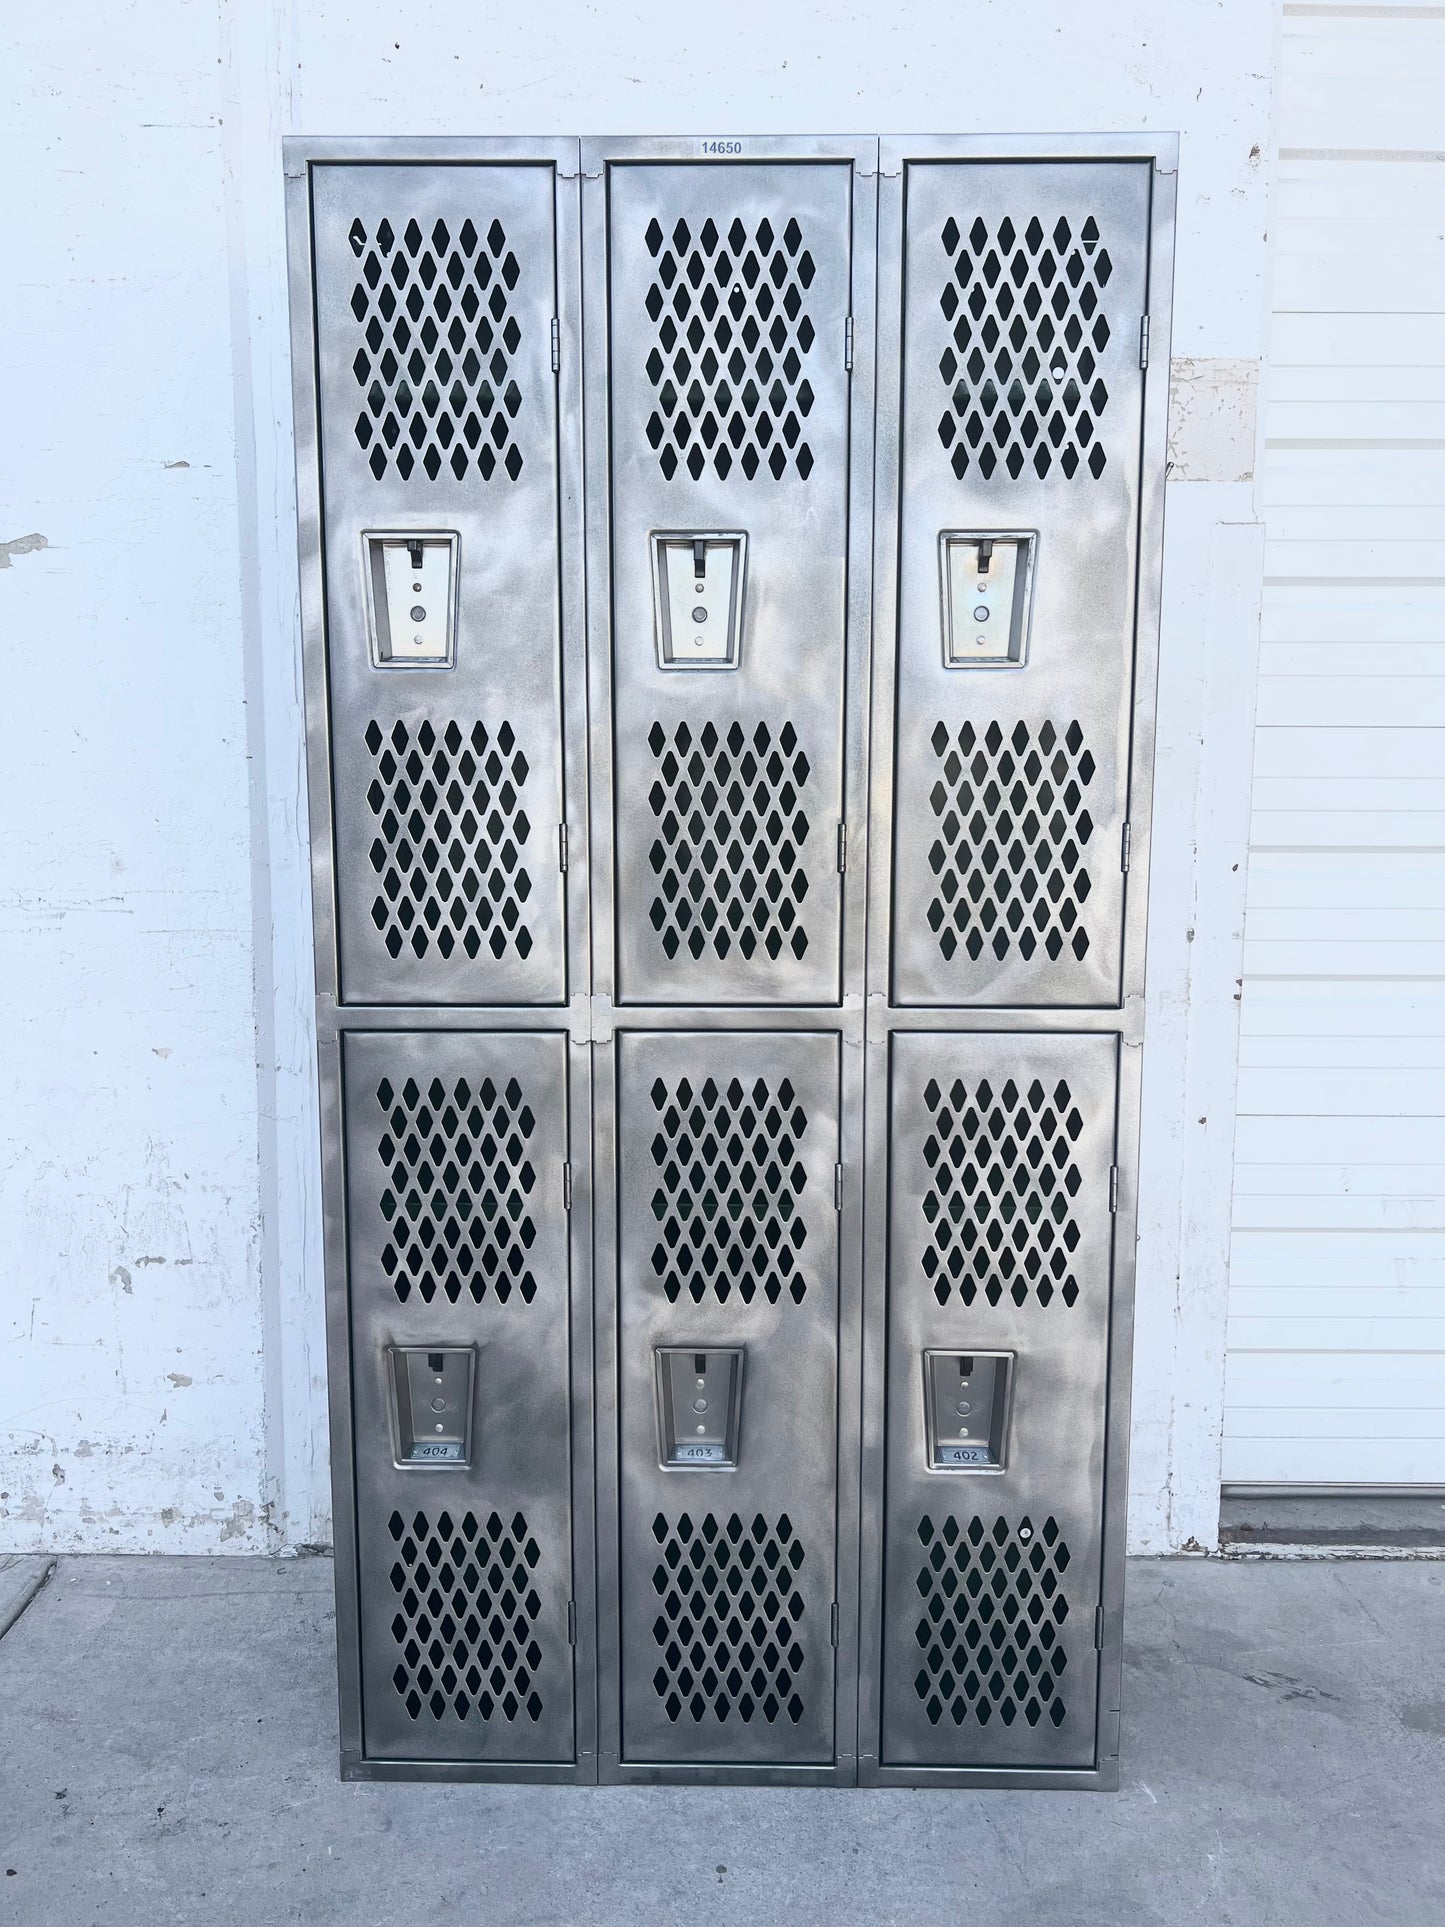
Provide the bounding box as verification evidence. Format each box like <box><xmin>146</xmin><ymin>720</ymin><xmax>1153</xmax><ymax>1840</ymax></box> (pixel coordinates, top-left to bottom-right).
<box><xmin>700</xmin><ymin>140</ymin><xmax>743</xmax><ymax>156</ymax></box>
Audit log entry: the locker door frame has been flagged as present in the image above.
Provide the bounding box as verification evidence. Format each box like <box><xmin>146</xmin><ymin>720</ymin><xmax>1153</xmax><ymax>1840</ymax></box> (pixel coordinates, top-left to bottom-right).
<box><xmin>859</xmin><ymin>134</ymin><xmax>1177</xmax><ymax>1790</ymax></box>
<box><xmin>581</xmin><ymin>135</ymin><xmax>878</xmax><ymax>1018</ymax></box>
<box><xmin>286</xmin><ymin>137</ymin><xmax>598</xmax><ymax>1784</ymax></box>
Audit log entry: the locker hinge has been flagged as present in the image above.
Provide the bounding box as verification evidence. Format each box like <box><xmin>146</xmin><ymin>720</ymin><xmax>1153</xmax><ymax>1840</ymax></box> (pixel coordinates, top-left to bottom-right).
<box><xmin>830</xmin><ymin>1602</ymin><xmax>840</xmax><ymax>1648</ymax></box>
<box><xmin>844</xmin><ymin>316</ymin><xmax>854</xmax><ymax>372</ymax></box>
<box><xmin>1121</xmin><ymin>820</ymin><xmax>1132</xmax><ymax>873</ymax></box>
<box><xmin>1109</xmin><ymin>1165</ymin><xmax>1120</xmax><ymax>1214</ymax></box>
<box><xmin>562</xmin><ymin>1161</ymin><xmax>573</xmax><ymax>1211</ymax></box>
<box><xmin>558</xmin><ymin>823</ymin><xmax>568</xmax><ymax>872</ymax></box>
<box><xmin>567</xmin><ymin>1599</ymin><xmax>577</xmax><ymax>1645</ymax></box>
<box><xmin>1094</xmin><ymin>1605</ymin><xmax>1106</xmax><ymax>1650</ymax></box>
<box><xmin>834</xmin><ymin>1163</ymin><xmax>844</xmax><ymax>1211</ymax></box>
<box><xmin>1138</xmin><ymin>314</ymin><xmax>1150</xmax><ymax>370</ymax></box>
<box><xmin>550</xmin><ymin>316</ymin><xmax>561</xmax><ymax>374</ymax></box>
<box><xmin>836</xmin><ymin>821</ymin><xmax>847</xmax><ymax>873</ymax></box>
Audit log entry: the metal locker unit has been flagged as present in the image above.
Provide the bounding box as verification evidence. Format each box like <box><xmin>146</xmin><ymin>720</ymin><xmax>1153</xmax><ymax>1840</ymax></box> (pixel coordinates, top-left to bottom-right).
<box><xmin>286</xmin><ymin>138</ymin><xmax>595</xmax><ymax>1782</ymax></box>
<box><xmin>582</xmin><ymin>138</ymin><xmax>875</xmax><ymax>1783</ymax></box>
<box><xmin>287</xmin><ymin>131</ymin><xmax>1173</xmax><ymax>1790</ymax></box>
<box><xmin>861</xmin><ymin>137</ymin><xmax>1176</xmax><ymax>1788</ymax></box>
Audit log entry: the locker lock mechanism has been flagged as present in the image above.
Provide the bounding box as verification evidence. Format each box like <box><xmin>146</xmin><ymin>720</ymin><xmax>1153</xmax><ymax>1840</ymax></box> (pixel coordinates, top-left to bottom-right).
<box><xmin>650</xmin><ymin>531</ymin><xmax>747</xmax><ymax>670</ymax></box>
<box><xmin>387</xmin><ymin>1345</ymin><xmax>476</xmax><ymax>1467</ymax></box>
<box><xmin>655</xmin><ymin>1347</ymin><xmax>745</xmax><ymax>1468</ymax></box>
<box><xmin>922</xmin><ymin>1350</ymin><xmax>1013</xmax><ymax>1471</ymax></box>
<box><xmin>363</xmin><ymin>530</ymin><xmax>459</xmax><ymax>668</ymax></box>
<box><xmin>939</xmin><ymin>529</ymin><xmax>1036</xmax><ymax>668</ymax></box>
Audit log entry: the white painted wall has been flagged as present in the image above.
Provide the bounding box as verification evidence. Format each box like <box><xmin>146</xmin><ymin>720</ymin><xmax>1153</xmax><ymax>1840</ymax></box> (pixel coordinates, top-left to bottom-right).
<box><xmin>0</xmin><ymin>0</ymin><xmax>1275</xmax><ymax>1554</ymax></box>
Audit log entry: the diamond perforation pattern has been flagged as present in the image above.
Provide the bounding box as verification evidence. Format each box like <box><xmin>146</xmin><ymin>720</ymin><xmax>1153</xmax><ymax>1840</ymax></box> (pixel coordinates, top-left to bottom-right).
<box><xmin>348</xmin><ymin>215</ymin><xmax>524</xmax><ymax>483</ymax></box>
<box><xmin>646</xmin><ymin>719</ymin><xmax>811</xmax><ymax>964</ymax></box>
<box><xmin>387</xmin><ymin>1508</ymin><xmax>544</xmax><ymax>1723</ymax></box>
<box><xmin>937</xmin><ymin>213</ymin><xmax>1113</xmax><ymax>482</ymax></box>
<box><xmin>913</xmin><ymin>1514</ymin><xmax>1071</xmax><ymax>1729</ymax></box>
<box><xmin>642</xmin><ymin>214</ymin><xmax>818</xmax><ymax>482</ymax></box>
<box><xmin>363</xmin><ymin>718</ymin><xmax>534</xmax><ymax>965</ymax></box>
<box><xmin>921</xmin><ymin>1074</ymin><xmax>1084</xmax><ymax>1309</ymax></box>
<box><xmin>650</xmin><ymin>1512</ymin><xmax>807</xmax><ymax>1724</ymax></box>
<box><xmin>927</xmin><ymin>719</ymin><xmax>1096</xmax><ymax>966</ymax></box>
<box><xmin>648</xmin><ymin>1074</ymin><xmax>809</xmax><ymax>1306</ymax></box>
<box><xmin>376</xmin><ymin>1073</ymin><xmax>538</xmax><ymax>1306</ymax></box>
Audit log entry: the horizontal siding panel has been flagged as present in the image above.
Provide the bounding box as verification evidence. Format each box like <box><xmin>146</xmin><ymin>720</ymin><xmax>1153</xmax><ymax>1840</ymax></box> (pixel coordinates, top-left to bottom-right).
<box><xmin>1235</xmin><ymin>1115</ymin><xmax>1445</xmax><ymax>1163</ymax></box>
<box><xmin>1265</xmin><ymin>537</ymin><xmax>1445</xmax><ymax>576</ymax></box>
<box><xmin>1267</xmin><ymin>367</ymin><xmax>1445</xmax><ymax>405</ymax></box>
<box><xmin>1263</xmin><ymin>452</ymin><xmax>1445</xmax><ymax>512</ymax></box>
<box><xmin>1237</xmin><ymin>1066</ymin><xmax>1444</xmax><ymax>1113</ymax></box>
<box><xmin>1270</xmin><ymin>312</ymin><xmax>1442</xmax><ymax>366</ymax></box>
<box><xmin>1226</xmin><ymin>1351</ymin><xmax>1445</xmax><ymax>1400</ymax></box>
<box><xmin>1255</xmin><ymin>678</ymin><xmax>1445</xmax><ymax>726</ymax></box>
<box><xmin>1262</xmin><ymin>584</ymin><xmax>1445</xmax><ymax>644</ymax></box>
<box><xmin>1229</xmin><ymin>1317</ymin><xmax>1445</xmax><ymax>1352</ymax></box>
<box><xmin>1234</xmin><ymin>1194</ymin><xmax>1444</xmax><ymax>1229</ymax></box>
<box><xmin>1259</xmin><ymin>644</ymin><xmax>1445</xmax><ymax>677</ymax></box>
<box><xmin>1220</xmin><ymin>1439</ymin><xmax>1445</xmax><ymax>1482</ymax></box>
<box><xmin>1240</xmin><ymin>978</ymin><xmax>1445</xmax><ymax>1033</ymax></box>
<box><xmin>1251</xmin><ymin>729</ymin><xmax>1445</xmax><ymax>779</ymax></box>
<box><xmin>1266</xmin><ymin>507</ymin><xmax>1445</xmax><ymax>544</ymax></box>
<box><xmin>1224</xmin><ymin>1408</ymin><xmax>1444</xmax><ymax>1444</ymax></box>
<box><xmin>1238</xmin><ymin>1035</ymin><xmax>1445</xmax><ymax>1071</ymax></box>
<box><xmin>1242</xmin><ymin>937</ymin><xmax>1444</xmax><ymax>976</ymax></box>
<box><xmin>1250</xmin><ymin>776</ymin><xmax>1445</xmax><ymax>811</ymax></box>
<box><xmin>1244</xmin><ymin>850</ymin><xmax>1445</xmax><ymax>907</ymax></box>
<box><xmin>1234</xmin><ymin>1162</ymin><xmax>1444</xmax><ymax>1197</ymax></box>
<box><xmin>1250</xmin><ymin>809</ymin><xmax>1445</xmax><ymax>846</ymax></box>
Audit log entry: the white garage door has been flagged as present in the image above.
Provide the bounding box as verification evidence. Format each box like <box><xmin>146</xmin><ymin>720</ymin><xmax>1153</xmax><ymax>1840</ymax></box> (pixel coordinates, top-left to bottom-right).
<box><xmin>1225</xmin><ymin>0</ymin><xmax>1445</xmax><ymax>1485</ymax></box>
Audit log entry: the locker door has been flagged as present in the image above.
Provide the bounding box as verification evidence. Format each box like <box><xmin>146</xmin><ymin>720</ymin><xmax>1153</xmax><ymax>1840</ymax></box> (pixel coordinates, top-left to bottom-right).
<box><xmin>615</xmin><ymin>1032</ymin><xmax>841</xmax><ymax>1765</ymax></box>
<box><xmin>889</xmin><ymin>163</ymin><xmax>1151</xmax><ymax>1007</ymax></box>
<box><xmin>344</xmin><ymin>1032</ymin><xmax>575</xmax><ymax>1763</ymax></box>
<box><xmin>604</xmin><ymin>162</ymin><xmax>856</xmax><ymax>1006</ymax></box>
<box><xmin>879</xmin><ymin>1031</ymin><xmax>1117</xmax><ymax>1769</ymax></box>
<box><xmin>312</xmin><ymin>164</ymin><xmax>567</xmax><ymax>1005</ymax></box>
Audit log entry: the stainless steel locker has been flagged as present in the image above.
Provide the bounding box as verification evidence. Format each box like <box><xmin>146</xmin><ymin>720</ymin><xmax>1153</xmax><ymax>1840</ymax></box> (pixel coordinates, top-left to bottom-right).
<box><xmin>612</xmin><ymin>1031</ymin><xmax>842</xmax><ymax>1769</ymax></box>
<box><xmin>309</xmin><ymin>160</ymin><xmax>571</xmax><ymax>1008</ymax></box>
<box><xmin>586</xmin><ymin>143</ymin><xmax>873</xmax><ymax>1010</ymax></box>
<box><xmin>862</xmin><ymin>136</ymin><xmax>1174</xmax><ymax>1791</ymax></box>
<box><xmin>287</xmin><ymin>132</ymin><xmax>1173</xmax><ymax>1791</ymax></box>
<box><xmin>887</xmin><ymin>160</ymin><xmax>1151</xmax><ymax>1011</ymax></box>
<box><xmin>877</xmin><ymin>1032</ymin><xmax>1118</xmax><ymax>1770</ymax></box>
<box><xmin>343</xmin><ymin>1031</ymin><xmax>577</xmax><ymax>1765</ymax></box>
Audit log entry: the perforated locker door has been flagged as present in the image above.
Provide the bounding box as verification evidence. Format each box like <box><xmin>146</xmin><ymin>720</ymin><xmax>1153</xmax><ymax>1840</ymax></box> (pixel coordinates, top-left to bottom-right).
<box><xmin>615</xmin><ymin>1033</ymin><xmax>840</xmax><ymax>1764</ymax></box>
<box><xmin>312</xmin><ymin>165</ymin><xmax>566</xmax><ymax>1005</ymax></box>
<box><xmin>880</xmin><ymin>1032</ymin><xmax>1117</xmax><ymax>1769</ymax></box>
<box><xmin>890</xmin><ymin>164</ymin><xmax>1151</xmax><ymax>1007</ymax></box>
<box><xmin>606</xmin><ymin>164</ymin><xmax>855</xmax><ymax>1005</ymax></box>
<box><xmin>344</xmin><ymin>1032</ymin><xmax>575</xmax><ymax>1763</ymax></box>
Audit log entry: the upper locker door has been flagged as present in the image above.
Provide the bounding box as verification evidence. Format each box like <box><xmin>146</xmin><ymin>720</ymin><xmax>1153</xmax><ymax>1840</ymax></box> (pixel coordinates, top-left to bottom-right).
<box><xmin>312</xmin><ymin>164</ymin><xmax>567</xmax><ymax>1006</ymax></box>
<box><xmin>890</xmin><ymin>163</ymin><xmax>1151</xmax><ymax>1007</ymax></box>
<box><xmin>605</xmin><ymin>163</ymin><xmax>855</xmax><ymax>1006</ymax></box>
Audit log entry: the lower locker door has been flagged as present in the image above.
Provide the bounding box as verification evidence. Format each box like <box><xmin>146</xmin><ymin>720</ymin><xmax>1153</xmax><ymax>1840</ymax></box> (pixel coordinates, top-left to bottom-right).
<box><xmin>880</xmin><ymin>1031</ymin><xmax>1117</xmax><ymax>1770</ymax></box>
<box><xmin>616</xmin><ymin>1031</ymin><xmax>840</xmax><ymax>1765</ymax></box>
<box><xmin>344</xmin><ymin>1031</ymin><xmax>576</xmax><ymax>1763</ymax></box>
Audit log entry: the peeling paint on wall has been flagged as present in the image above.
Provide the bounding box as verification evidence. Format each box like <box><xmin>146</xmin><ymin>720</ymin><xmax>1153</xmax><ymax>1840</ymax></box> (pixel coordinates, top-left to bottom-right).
<box><xmin>1168</xmin><ymin>357</ymin><xmax>1260</xmax><ymax>484</ymax></box>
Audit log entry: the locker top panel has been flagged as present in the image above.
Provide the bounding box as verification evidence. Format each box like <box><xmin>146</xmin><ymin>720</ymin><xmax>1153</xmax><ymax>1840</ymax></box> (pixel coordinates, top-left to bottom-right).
<box><xmin>600</xmin><ymin>155</ymin><xmax>861</xmax><ymax>1009</ymax></box>
<box><xmin>307</xmin><ymin>159</ymin><xmax>571</xmax><ymax>1009</ymax></box>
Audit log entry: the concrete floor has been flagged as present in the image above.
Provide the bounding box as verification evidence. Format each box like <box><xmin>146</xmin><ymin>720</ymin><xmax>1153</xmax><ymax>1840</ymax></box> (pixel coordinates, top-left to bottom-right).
<box><xmin>0</xmin><ymin>1556</ymin><xmax>1440</xmax><ymax>1927</ymax></box>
